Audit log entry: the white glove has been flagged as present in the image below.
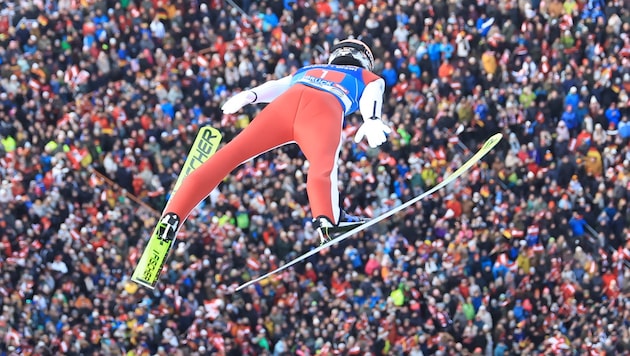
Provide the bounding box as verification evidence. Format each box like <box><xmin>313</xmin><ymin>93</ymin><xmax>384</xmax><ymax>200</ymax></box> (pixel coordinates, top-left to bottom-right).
<box><xmin>221</xmin><ymin>91</ymin><xmax>256</xmax><ymax>114</ymax></box>
<box><xmin>354</xmin><ymin>117</ymin><xmax>391</xmax><ymax>148</ymax></box>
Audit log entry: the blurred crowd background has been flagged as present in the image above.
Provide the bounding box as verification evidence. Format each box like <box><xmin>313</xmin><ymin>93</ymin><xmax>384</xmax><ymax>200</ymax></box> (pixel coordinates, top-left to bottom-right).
<box><xmin>0</xmin><ymin>0</ymin><xmax>629</xmax><ymax>355</ymax></box>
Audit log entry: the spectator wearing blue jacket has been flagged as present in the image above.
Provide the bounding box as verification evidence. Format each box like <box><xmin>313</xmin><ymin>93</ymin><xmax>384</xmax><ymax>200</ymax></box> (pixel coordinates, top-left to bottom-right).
<box><xmin>475</xmin><ymin>100</ymin><xmax>489</xmax><ymax>121</ymax></box>
<box><xmin>408</xmin><ymin>57</ymin><xmax>421</xmax><ymax>78</ymax></box>
<box><xmin>92</xmin><ymin>8</ymin><xmax>109</xmax><ymax>25</ymax></box>
<box><xmin>381</xmin><ymin>61</ymin><xmax>398</xmax><ymax>89</ymax></box>
<box><xmin>564</xmin><ymin>86</ymin><xmax>580</xmax><ymax>109</ymax></box>
<box><xmin>575</xmin><ymin>100</ymin><xmax>588</xmax><ymax>128</ymax></box>
<box><xmin>494</xmin><ymin>342</ymin><xmax>509</xmax><ymax>356</ymax></box>
<box><xmin>513</xmin><ymin>299</ymin><xmax>526</xmax><ymax>322</ymax></box>
<box><xmin>160</xmin><ymin>98</ymin><xmax>175</xmax><ymax>119</ymax></box>
<box><xmin>476</xmin><ymin>13</ymin><xmax>495</xmax><ymax>37</ymax></box>
<box><xmin>582</xmin><ymin>0</ymin><xmax>606</xmax><ymax>22</ymax></box>
<box><xmin>284</xmin><ymin>0</ymin><xmax>297</xmax><ymax>10</ymax></box>
<box><xmin>561</xmin><ymin>105</ymin><xmax>579</xmax><ymax>135</ymax></box>
<box><xmin>605</xmin><ymin>102</ymin><xmax>621</xmax><ymax>128</ymax></box>
<box><xmin>440</xmin><ymin>38</ymin><xmax>454</xmax><ymax>60</ymax></box>
<box><xmin>569</xmin><ymin>211</ymin><xmax>587</xmax><ymax>237</ymax></box>
<box><xmin>261</xmin><ymin>7</ymin><xmax>279</xmax><ymax>35</ymax></box>
<box><xmin>428</xmin><ymin>40</ymin><xmax>443</xmax><ymax>76</ymax></box>
<box><xmin>23</xmin><ymin>36</ymin><xmax>38</xmax><ymax>55</ymax></box>
<box><xmin>492</xmin><ymin>261</ymin><xmax>509</xmax><ymax>279</ymax></box>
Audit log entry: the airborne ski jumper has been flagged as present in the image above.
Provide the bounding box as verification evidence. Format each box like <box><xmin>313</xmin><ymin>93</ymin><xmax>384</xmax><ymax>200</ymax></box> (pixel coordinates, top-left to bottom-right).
<box><xmin>133</xmin><ymin>39</ymin><xmax>391</xmax><ymax>287</ymax></box>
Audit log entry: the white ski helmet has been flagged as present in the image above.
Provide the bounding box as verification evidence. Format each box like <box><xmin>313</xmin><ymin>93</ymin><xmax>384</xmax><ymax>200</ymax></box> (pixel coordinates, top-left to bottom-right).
<box><xmin>328</xmin><ymin>39</ymin><xmax>375</xmax><ymax>71</ymax></box>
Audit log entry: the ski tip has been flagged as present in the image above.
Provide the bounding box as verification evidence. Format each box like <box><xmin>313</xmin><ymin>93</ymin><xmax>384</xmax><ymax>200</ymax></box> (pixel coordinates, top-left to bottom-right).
<box><xmin>483</xmin><ymin>133</ymin><xmax>503</xmax><ymax>149</ymax></box>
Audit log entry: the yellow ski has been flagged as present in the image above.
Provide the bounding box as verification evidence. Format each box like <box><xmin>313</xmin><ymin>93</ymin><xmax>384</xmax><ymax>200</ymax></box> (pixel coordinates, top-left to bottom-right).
<box><xmin>132</xmin><ymin>126</ymin><xmax>222</xmax><ymax>289</ymax></box>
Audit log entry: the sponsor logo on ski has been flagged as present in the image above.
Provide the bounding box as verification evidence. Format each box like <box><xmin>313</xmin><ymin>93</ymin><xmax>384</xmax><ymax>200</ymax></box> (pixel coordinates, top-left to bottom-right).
<box><xmin>184</xmin><ymin>128</ymin><xmax>219</xmax><ymax>175</ymax></box>
<box><xmin>142</xmin><ymin>248</ymin><xmax>163</xmax><ymax>284</ymax></box>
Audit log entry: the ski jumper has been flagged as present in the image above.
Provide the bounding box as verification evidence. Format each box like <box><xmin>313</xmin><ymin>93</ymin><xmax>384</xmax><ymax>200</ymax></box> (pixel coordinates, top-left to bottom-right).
<box><xmin>164</xmin><ymin>64</ymin><xmax>385</xmax><ymax>227</ymax></box>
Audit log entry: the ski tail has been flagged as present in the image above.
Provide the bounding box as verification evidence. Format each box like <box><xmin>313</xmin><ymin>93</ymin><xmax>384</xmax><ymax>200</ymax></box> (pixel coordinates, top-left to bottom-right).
<box><xmin>131</xmin><ymin>126</ymin><xmax>222</xmax><ymax>289</ymax></box>
<box><xmin>234</xmin><ymin>133</ymin><xmax>503</xmax><ymax>292</ymax></box>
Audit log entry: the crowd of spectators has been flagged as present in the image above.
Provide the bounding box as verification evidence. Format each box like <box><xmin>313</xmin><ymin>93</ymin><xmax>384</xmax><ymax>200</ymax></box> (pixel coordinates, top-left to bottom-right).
<box><xmin>0</xmin><ymin>0</ymin><xmax>629</xmax><ymax>355</ymax></box>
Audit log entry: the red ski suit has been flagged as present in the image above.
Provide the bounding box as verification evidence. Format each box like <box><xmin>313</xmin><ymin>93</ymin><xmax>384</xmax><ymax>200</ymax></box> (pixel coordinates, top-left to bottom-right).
<box><xmin>166</xmin><ymin>64</ymin><xmax>385</xmax><ymax>227</ymax></box>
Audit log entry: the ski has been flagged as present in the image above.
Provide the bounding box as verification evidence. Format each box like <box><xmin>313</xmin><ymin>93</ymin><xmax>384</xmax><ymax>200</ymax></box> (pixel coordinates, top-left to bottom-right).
<box><xmin>132</xmin><ymin>126</ymin><xmax>222</xmax><ymax>289</ymax></box>
<box><xmin>235</xmin><ymin>133</ymin><xmax>503</xmax><ymax>292</ymax></box>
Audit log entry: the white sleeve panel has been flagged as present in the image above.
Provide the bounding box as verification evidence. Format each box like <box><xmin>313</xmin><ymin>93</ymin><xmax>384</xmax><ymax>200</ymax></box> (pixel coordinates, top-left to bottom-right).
<box><xmin>358</xmin><ymin>78</ymin><xmax>385</xmax><ymax>120</ymax></box>
<box><xmin>250</xmin><ymin>75</ymin><xmax>293</xmax><ymax>103</ymax></box>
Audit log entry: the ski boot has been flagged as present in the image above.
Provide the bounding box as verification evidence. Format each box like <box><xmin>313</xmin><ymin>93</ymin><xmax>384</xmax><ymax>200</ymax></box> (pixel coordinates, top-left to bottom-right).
<box><xmin>312</xmin><ymin>210</ymin><xmax>367</xmax><ymax>245</ymax></box>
